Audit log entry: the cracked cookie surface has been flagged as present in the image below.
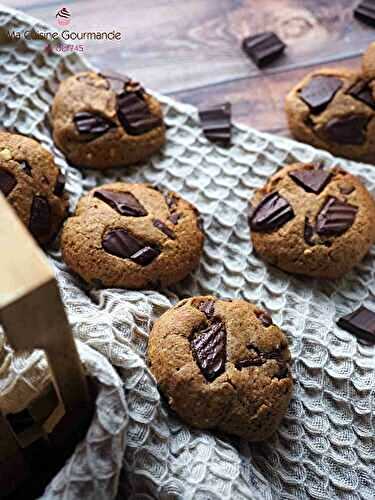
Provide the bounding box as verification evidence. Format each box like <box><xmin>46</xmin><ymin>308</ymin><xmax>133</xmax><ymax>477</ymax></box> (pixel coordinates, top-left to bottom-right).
<box><xmin>249</xmin><ymin>162</ymin><xmax>375</xmax><ymax>279</ymax></box>
<box><xmin>147</xmin><ymin>296</ymin><xmax>293</xmax><ymax>441</ymax></box>
<box><xmin>0</xmin><ymin>131</ymin><xmax>68</xmax><ymax>245</ymax></box>
<box><xmin>61</xmin><ymin>182</ymin><xmax>204</xmax><ymax>289</ymax></box>
<box><xmin>51</xmin><ymin>71</ymin><xmax>165</xmax><ymax>170</ymax></box>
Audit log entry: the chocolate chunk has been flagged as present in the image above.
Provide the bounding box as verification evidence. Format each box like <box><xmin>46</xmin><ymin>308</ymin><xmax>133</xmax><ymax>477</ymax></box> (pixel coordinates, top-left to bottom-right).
<box><xmin>198</xmin><ymin>300</ymin><xmax>215</xmax><ymax>318</ymax></box>
<box><xmin>198</xmin><ymin>103</ymin><xmax>231</xmax><ymax>146</ymax></box>
<box><xmin>275</xmin><ymin>361</ymin><xmax>289</xmax><ymax>379</ymax></box>
<box><xmin>348</xmin><ymin>80</ymin><xmax>375</xmax><ymax>109</ymax></box>
<box><xmin>94</xmin><ymin>189</ymin><xmax>147</xmax><ymax>217</ymax></box>
<box><xmin>316</xmin><ymin>197</ymin><xmax>357</xmax><ymax>236</ymax></box>
<box><xmin>101</xmin><ymin>71</ymin><xmax>129</xmax><ymax>93</ymax></box>
<box><xmin>74</xmin><ymin>112</ymin><xmax>115</xmax><ymax>137</ymax></box>
<box><xmin>236</xmin><ymin>357</ymin><xmax>264</xmax><ymax>369</ymax></box>
<box><xmin>191</xmin><ymin>319</ymin><xmax>226</xmax><ymax>381</ymax></box>
<box><xmin>165</xmin><ymin>192</ymin><xmax>178</xmax><ymax>210</ymax></box>
<box><xmin>242</xmin><ymin>31</ymin><xmax>286</xmax><ymax>67</ymax></box>
<box><xmin>131</xmin><ymin>246</ymin><xmax>160</xmax><ymax>266</ymax></box>
<box><xmin>54</xmin><ymin>171</ymin><xmax>65</xmax><ymax>196</ymax></box>
<box><xmin>304</xmin><ymin>217</ymin><xmax>315</xmax><ymax>245</ymax></box>
<box><xmin>0</xmin><ymin>169</ymin><xmax>16</xmax><ymax>196</ymax></box>
<box><xmin>153</xmin><ymin>219</ymin><xmax>176</xmax><ymax>239</ymax></box>
<box><xmin>249</xmin><ymin>192</ymin><xmax>294</xmax><ymax>232</ymax></box>
<box><xmin>117</xmin><ymin>92</ymin><xmax>162</xmax><ymax>135</ymax></box>
<box><xmin>299</xmin><ymin>76</ymin><xmax>342</xmax><ymax>114</ymax></box>
<box><xmin>102</xmin><ymin>229</ymin><xmax>159</xmax><ymax>265</ymax></box>
<box><xmin>29</xmin><ymin>196</ymin><xmax>51</xmax><ymax>237</ymax></box>
<box><xmin>354</xmin><ymin>0</ymin><xmax>375</xmax><ymax>27</ymax></box>
<box><xmin>337</xmin><ymin>306</ymin><xmax>375</xmax><ymax>343</ymax></box>
<box><xmin>169</xmin><ymin>212</ymin><xmax>181</xmax><ymax>225</ymax></box>
<box><xmin>289</xmin><ymin>169</ymin><xmax>332</xmax><ymax>194</ymax></box>
<box><xmin>324</xmin><ymin>115</ymin><xmax>368</xmax><ymax>145</ymax></box>
<box><xmin>20</xmin><ymin>160</ymin><xmax>32</xmax><ymax>176</ymax></box>
<box><xmin>259</xmin><ymin>312</ymin><xmax>273</xmax><ymax>327</ymax></box>
<box><xmin>339</xmin><ymin>184</ymin><xmax>355</xmax><ymax>195</ymax></box>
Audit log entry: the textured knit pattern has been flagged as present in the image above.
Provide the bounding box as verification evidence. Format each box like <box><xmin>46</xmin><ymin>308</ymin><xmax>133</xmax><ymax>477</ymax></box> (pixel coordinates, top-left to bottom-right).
<box><xmin>0</xmin><ymin>5</ymin><xmax>374</xmax><ymax>499</ymax></box>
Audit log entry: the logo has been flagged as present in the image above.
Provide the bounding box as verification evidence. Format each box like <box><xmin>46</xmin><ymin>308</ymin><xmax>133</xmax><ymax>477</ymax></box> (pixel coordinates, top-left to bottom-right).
<box><xmin>56</xmin><ymin>7</ymin><xmax>70</xmax><ymax>26</ymax></box>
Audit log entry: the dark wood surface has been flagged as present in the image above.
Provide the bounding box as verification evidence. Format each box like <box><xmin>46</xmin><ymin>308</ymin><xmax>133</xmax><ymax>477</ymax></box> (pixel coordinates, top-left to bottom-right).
<box><xmin>4</xmin><ymin>0</ymin><xmax>373</xmax><ymax>135</ymax></box>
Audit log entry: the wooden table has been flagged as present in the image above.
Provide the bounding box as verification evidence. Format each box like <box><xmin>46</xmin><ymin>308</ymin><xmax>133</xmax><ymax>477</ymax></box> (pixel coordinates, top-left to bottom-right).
<box><xmin>5</xmin><ymin>0</ymin><xmax>373</xmax><ymax>135</ymax></box>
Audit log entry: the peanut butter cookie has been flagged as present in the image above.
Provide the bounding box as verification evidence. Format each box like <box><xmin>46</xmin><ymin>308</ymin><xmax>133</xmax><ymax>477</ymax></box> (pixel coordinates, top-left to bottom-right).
<box><xmin>51</xmin><ymin>72</ymin><xmax>165</xmax><ymax>170</ymax></box>
<box><xmin>148</xmin><ymin>296</ymin><xmax>293</xmax><ymax>441</ymax></box>
<box><xmin>0</xmin><ymin>132</ymin><xmax>68</xmax><ymax>245</ymax></box>
<box><xmin>249</xmin><ymin>162</ymin><xmax>375</xmax><ymax>279</ymax></box>
<box><xmin>61</xmin><ymin>183</ymin><xmax>204</xmax><ymax>288</ymax></box>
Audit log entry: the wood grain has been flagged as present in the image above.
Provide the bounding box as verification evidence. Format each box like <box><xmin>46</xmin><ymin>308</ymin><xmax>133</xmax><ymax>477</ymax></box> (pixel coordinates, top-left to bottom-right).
<box><xmin>3</xmin><ymin>0</ymin><xmax>371</xmax><ymax>133</ymax></box>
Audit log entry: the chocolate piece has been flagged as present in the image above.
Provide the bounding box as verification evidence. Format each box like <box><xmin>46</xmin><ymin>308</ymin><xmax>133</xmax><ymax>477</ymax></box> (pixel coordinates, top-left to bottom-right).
<box><xmin>0</xmin><ymin>169</ymin><xmax>16</xmax><ymax>196</ymax></box>
<box><xmin>337</xmin><ymin>306</ymin><xmax>375</xmax><ymax>343</ymax></box>
<box><xmin>259</xmin><ymin>312</ymin><xmax>273</xmax><ymax>327</ymax></box>
<box><xmin>198</xmin><ymin>300</ymin><xmax>215</xmax><ymax>318</ymax></box>
<box><xmin>29</xmin><ymin>196</ymin><xmax>51</xmax><ymax>237</ymax></box>
<box><xmin>242</xmin><ymin>31</ymin><xmax>286</xmax><ymax>68</ymax></box>
<box><xmin>131</xmin><ymin>246</ymin><xmax>160</xmax><ymax>266</ymax></box>
<box><xmin>165</xmin><ymin>192</ymin><xmax>178</xmax><ymax>210</ymax></box>
<box><xmin>299</xmin><ymin>76</ymin><xmax>342</xmax><ymax>114</ymax></box>
<box><xmin>101</xmin><ymin>71</ymin><xmax>129</xmax><ymax>93</ymax></box>
<box><xmin>74</xmin><ymin>112</ymin><xmax>115</xmax><ymax>137</ymax></box>
<box><xmin>348</xmin><ymin>80</ymin><xmax>375</xmax><ymax>109</ymax></box>
<box><xmin>354</xmin><ymin>0</ymin><xmax>375</xmax><ymax>27</ymax></box>
<box><xmin>324</xmin><ymin>115</ymin><xmax>368</xmax><ymax>145</ymax></box>
<box><xmin>54</xmin><ymin>171</ymin><xmax>65</xmax><ymax>196</ymax></box>
<box><xmin>102</xmin><ymin>229</ymin><xmax>159</xmax><ymax>265</ymax></box>
<box><xmin>117</xmin><ymin>92</ymin><xmax>162</xmax><ymax>135</ymax></box>
<box><xmin>289</xmin><ymin>169</ymin><xmax>332</xmax><ymax>194</ymax></box>
<box><xmin>94</xmin><ymin>189</ymin><xmax>147</xmax><ymax>217</ymax></box>
<box><xmin>198</xmin><ymin>103</ymin><xmax>231</xmax><ymax>146</ymax></box>
<box><xmin>20</xmin><ymin>160</ymin><xmax>32</xmax><ymax>176</ymax></box>
<box><xmin>316</xmin><ymin>196</ymin><xmax>357</xmax><ymax>236</ymax></box>
<box><xmin>169</xmin><ymin>212</ymin><xmax>181</xmax><ymax>225</ymax></box>
<box><xmin>236</xmin><ymin>357</ymin><xmax>264</xmax><ymax>369</ymax></box>
<box><xmin>153</xmin><ymin>219</ymin><xmax>176</xmax><ymax>239</ymax></box>
<box><xmin>339</xmin><ymin>184</ymin><xmax>355</xmax><ymax>195</ymax></box>
<box><xmin>191</xmin><ymin>319</ymin><xmax>226</xmax><ymax>381</ymax></box>
<box><xmin>304</xmin><ymin>217</ymin><xmax>315</xmax><ymax>245</ymax></box>
<box><xmin>250</xmin><ymin>192</ymin><xmax>294</xmax><ymax>232</ymax></box>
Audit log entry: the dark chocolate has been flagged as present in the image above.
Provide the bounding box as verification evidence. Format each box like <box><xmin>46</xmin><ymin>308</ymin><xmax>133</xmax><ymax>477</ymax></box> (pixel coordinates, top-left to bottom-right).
<box><xmin>198</xmin><ymin>102</ymin><xmax>231</xmax><ymax>146</ymax></box>
<box><xmin>337</xmin><ymin>306</ymin><xmax>375</xmax><ymax>343</ymax></box>
<box><xmin>242</xmin><ymin>31</ymin><xmax>286</xmax><ymax>67</ymax></box>
<box><xmin>249</xmin><ymin>192</ymin><xmax>294</xmax><ymax>232</ymax></box>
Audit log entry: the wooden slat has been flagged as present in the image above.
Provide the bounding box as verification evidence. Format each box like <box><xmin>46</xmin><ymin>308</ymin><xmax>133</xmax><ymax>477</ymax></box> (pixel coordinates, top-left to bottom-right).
<box><xmin>0</xmin><ymin>194</ymin><xmax>90</xmax><ymax>418</ymax></box>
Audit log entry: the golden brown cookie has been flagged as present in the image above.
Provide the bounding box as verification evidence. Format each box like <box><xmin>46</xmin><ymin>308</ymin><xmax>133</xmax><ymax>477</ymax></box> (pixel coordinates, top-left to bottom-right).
<box><xmin>249</xmin><ymin>162</ymin><xmax>375</xmax><ymax>279</ymax></box>
<box><xmin>0</xmin><ymin>132</ymin><xmax>68</xmax><ymax>245</ymax></box>
<box><xmin>285</xmin><ymin>67</ymin><xmax>375</xmax><ymax>164</ymax></box>
<box><xmin>148</xmin><ymin>296</ymin><xmax>293</xmax><ymax>441</ymax></box>
<box><xmin>61</xmin><ymin>183</ymin><xmax>204</xmax><ymax>288</ymax></box>
<box><xmin>51</xmin><ymin>72</ymin><xmax>166</xmax><ymax>170</ymax></box>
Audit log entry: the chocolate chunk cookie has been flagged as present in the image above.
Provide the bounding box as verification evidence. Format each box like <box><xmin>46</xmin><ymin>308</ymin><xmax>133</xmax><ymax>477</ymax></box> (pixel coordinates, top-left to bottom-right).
<box><xmin>0</xmin><ymin>132</ymin><xmax>68</xmax><ymax>245</ymax></box>
<box><xmin>285</xmin><ymin>67</ymin><xmax>375</xmax><ymax>163</ymax></box>
<box><xmin>249</xmin><ymin>162</ymin><xmax>375</xmax><ymax>279</ymax></box>
<box><xmin>61</xmin><ymin>183</ymin><xmax>204</xmax><ymax>288</ymax></box>
<box><xmin>51</xmin><ymin>72</ymin><xmax>165</xmax><ymax>170</ymax></box>
<box><xmin>148</xmin><ymin>296</ymin><xmax>293</xmax><ymax>441</ymax></box>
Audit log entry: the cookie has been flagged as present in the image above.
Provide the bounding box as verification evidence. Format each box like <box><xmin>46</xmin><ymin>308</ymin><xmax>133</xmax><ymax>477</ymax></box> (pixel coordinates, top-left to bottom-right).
<box><xmin>148</xmin><ymin>296</ymin><xmax>293</xmax><ymax>441</ymax></box>
<box><xmin>51</xmin><ymin>71</ymin><xmax>165</xmax><ymax>170</ymax></box>
<box><xmin>285</xmin><ymin>66</ymin><xmax>375</xmax><ymax>164</ymax></box>
<box><xmin>0</xmin><ymin>132</ymin><xmax>68</xmax><ymax>245</ymax></box>
<box><xmin>249</xmin><ymin>162</ymin><xmax>375</xmax><ymax>279</ymax></box>
<box><xmin>61</xmin><ymin>183</ymin><xmax>204</xmax><ymax>288</ymax></box>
